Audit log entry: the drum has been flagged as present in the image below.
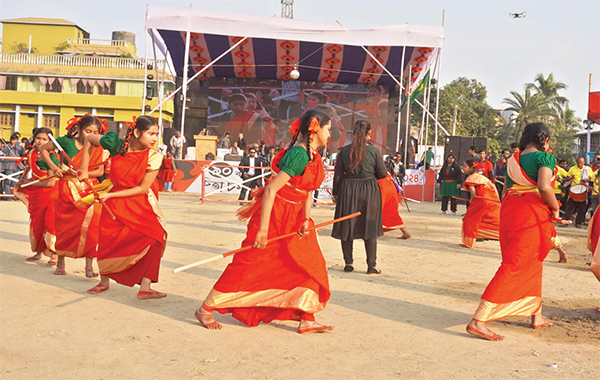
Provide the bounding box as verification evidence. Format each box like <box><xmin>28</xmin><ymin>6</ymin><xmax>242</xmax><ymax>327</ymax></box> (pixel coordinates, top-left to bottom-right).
<box><xmin>569</xmin><ymin>184</ymin><xmax>588</xmax><ymax>202</ymax></box>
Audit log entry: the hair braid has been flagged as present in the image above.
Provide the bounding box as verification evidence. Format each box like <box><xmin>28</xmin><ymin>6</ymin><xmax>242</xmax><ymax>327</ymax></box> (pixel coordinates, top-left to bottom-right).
<box><xmin>305</xmin><ymin>132</ymin><xmax>311</xmax><ymax>161</ymax></box>
<box><xmin>287</xmin><ymin>132</ymin><xmax>299</xmax><ymax>151</ymax></box>
<box><xmin>120</xmin><ymin>124</ymin><xmax>135</xmax><ymax>156</ymax></box>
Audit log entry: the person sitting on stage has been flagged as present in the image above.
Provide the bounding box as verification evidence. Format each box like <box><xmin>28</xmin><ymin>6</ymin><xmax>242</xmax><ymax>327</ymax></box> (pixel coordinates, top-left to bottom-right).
<box><xmin>460</xmin><ymin>158</ymin><xmax>500</xmax><ymax>248</ymax></box>
<box><xmin>196</xmin><ymin>109</ymin><xmax>333</xmax><ymax>334</ymax></box>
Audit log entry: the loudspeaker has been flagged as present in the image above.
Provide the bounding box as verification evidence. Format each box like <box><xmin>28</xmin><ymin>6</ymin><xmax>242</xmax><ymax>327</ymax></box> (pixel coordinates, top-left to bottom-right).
<box><xmin>444</xmin><ymin>136</ymin><xmax>488</xmax><ymax>165</ymax></box>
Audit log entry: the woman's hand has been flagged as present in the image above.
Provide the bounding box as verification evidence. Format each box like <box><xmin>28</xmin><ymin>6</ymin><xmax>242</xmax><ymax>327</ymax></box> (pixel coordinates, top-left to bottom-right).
<box><xmin>53</xmin><ymin>167</ymin><xmax>65</xmax><ymax>178</ymax></box>
<box><xmin>298</xmin><ymin>219</ymin><xmax>310</xmax><ymax>238</ymax></box>
<box><xmin>253</xmin><ymin>229</ymin><xmax>268</xmax><ymax>249</ymax></box>
<box><xmin>77</xmin><ymin>168</ymin><xmax>89</xmax><ymax>181</ymax></box>
<box><xmin>99</xmin><ymin>192</ymin><xmax>112</xmax><ymax>201</ymax></box>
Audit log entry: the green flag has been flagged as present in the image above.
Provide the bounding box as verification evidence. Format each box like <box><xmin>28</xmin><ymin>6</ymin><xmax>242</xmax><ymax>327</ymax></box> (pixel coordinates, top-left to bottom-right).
<box><xmin>410</xmin><ymin>70</ymin><xmax>430</xmax><ymax>104</ymax></box>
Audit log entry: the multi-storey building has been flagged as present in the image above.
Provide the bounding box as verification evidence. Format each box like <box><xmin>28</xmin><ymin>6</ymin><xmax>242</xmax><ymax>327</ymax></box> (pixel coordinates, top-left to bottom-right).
<box><xmin>0</xmin><ymin>17</ymin><xmax>174</xmax><ymax>140</ymax></box>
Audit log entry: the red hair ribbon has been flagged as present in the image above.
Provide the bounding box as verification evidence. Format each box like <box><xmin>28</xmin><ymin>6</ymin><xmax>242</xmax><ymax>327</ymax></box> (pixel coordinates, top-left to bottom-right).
<box><xmin>66</xmin><ymin>117</ymin><xmax>82</xmax><ymax>131</ymax></box>
<box><xmin>472</xmin><ymin>162</ymin><xmax>478</xmax><ymax>168</ymax></box>
<box><xmin>288</xmin><ymin>117</ymin><xmax>301</xmax><ymax>136</ymax></box>
<box><xmin>547</xmin><ymin>148</ymin><xmax>553</xmax><ymax>154</ymax></box>
<box><xmin>288</xmin><ymin>117</ymin><xmax>321</xmax><ymax>136</ymax></box>
<box><xmin>307</xmin><ymin>117</ymin><xmax>321</xmax><ymax>135</ymax></box>
<box><xmin>123</xmin><ymin>116</ymin><xmax>137</xmax><ymax>129</ymax></box>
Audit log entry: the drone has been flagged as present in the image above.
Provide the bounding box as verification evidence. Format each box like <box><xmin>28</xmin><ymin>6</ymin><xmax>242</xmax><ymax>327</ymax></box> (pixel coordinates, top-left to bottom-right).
<box><xmin>509</xmin><ymin>12</ymin><xmax>526</xmax><ymax>18</ymax></box>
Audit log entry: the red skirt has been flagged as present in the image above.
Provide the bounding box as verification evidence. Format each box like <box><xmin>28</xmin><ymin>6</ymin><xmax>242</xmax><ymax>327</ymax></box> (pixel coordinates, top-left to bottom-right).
<box><xmin>14</xmin><ymin>185</ymin><xmax>58</xmax><ymax>254</ymax></box>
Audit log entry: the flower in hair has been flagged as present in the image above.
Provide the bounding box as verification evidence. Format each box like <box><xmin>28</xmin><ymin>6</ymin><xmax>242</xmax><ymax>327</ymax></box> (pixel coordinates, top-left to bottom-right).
<box><xmin>307</xmin><ymin>117</ymin><xmax>321</xmax><ymax>135</ymax></box>
<box><xmin>123</xmin><ymin>116</ymin><xmax>137</xmax><ymax>129</ymax></box>
<box><xmin>288</xmin><ymin>117</ymin><xmax>301</xmax><ymax>136</ymax></box>
<box><xmin>66</xmin><ymin>117</ymin><xmax>82</xmax><ymax>131</ymax></box>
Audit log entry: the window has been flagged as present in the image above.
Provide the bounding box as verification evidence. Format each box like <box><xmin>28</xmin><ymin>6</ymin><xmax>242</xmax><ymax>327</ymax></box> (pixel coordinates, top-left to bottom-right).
<box><xmin>45</xmin><ymin>79</ymin><xmax>62</xmax><ymax>93</ymax></box>
<box><xmin>77</xmin><ymin>81</ymin><xmax>94</xmax><ymax>94</ymax></box>
<box><xmin>43</xmin><ymin>115</ymin><xmax>60</xmax><ymax>130</ymax></box>
<box><xmin>0</xmin><ymin>112</ymin><xmax>15</xmax><ymax>127</ymax></box>
<box><xmin>99</xmin><ymin>81</ymin><xmax>116</xmax><ymax>95</ymax></box>
<box><xmin>5</xmin><ymin>75</ymin><xmax>18</xmax><ymax>91</ymax></box>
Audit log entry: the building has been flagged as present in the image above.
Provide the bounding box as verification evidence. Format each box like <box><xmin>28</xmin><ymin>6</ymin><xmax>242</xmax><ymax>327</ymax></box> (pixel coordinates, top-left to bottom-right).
<box><xmin>0</xmin><ymin>17</ymin><xmax>174</xmax><ymax>140</ymax></box>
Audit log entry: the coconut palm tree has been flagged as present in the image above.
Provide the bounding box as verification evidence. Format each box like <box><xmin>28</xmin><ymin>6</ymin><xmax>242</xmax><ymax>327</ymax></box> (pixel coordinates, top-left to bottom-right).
<box><xmin>526</xmin><ymin>73</ymin><xmax>569</xmax><ymax>116</ymax></box>
<box><xmin>502</xmin><ymin>88</ymin><xmax>554</xmax><ymax>139</ymax></box>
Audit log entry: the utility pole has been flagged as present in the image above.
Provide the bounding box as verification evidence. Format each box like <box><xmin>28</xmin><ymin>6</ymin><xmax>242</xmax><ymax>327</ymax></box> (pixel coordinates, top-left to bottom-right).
<box><xmin>281</xmin><ymin>0</ymin><xmax>294</xmax><ymax>19</ymax></box>
<box><xmin>452</xmin><ymin>105</ymin><xmax>458</xmax><ymax>135</ymax></box>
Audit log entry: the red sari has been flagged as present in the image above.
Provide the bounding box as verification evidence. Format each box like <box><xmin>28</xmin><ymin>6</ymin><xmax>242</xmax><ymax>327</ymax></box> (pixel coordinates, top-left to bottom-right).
<box><xmin>379</xmin><ymin>173</ymin><xmax>405</xmax><ymax>232</ymax></box>
<box><xmin>54</xmin><ymin>145</ymin><xmax>104</xmax><ymax>258</ymax></box>
<box><xmin>587</xmin><ymin>208</ymin><xmax>600</xmax><ymax>280</ymax></box>
<box><xmin>203</xmin><ymin>150</ymin><xmax>330</xmax><ymax>326</ymax></box>
<box><xmin>13</xmin><ymin>150</ymin><xmax>58</xmax><ymax>255</ymax></box>
<box><xmin>473</xmin><ymin>152</ymin><xmax>556</xmax><ymax>322</ymax></box>
<box><xmin>158</xmin><ymin>158</ymin><xmax>176</xmax><ymax>182</ymax></box>
<box><xmin>96</xmin><ymin>149</ymin><xmax>166</xmax><ymax>287</ymax></box>
<box><xmin>461</xmin><ymin>173</ymin><xmax>500</xmax><ymax>248</ymax></box>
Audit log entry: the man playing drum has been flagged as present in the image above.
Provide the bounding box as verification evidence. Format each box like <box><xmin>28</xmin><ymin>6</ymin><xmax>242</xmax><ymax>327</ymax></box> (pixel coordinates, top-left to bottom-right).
<box><xmin>562</xmin><ymin>157</ymin><xmax>593</xmax><ymax>228</ymax></box>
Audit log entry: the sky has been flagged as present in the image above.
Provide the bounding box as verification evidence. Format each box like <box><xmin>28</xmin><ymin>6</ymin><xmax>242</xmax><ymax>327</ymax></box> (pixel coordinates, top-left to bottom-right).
<box><xmin>1</xmin><ymin>0</ymin><xmax>599</xmax><ymax>125</ymax></box>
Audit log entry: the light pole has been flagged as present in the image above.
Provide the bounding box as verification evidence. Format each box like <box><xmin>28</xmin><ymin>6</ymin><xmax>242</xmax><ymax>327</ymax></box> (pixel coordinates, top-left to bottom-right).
<box><xmin>584</xmin><ymin>119</ymin><xmax>594</xmax><ymax>160</ymax></box>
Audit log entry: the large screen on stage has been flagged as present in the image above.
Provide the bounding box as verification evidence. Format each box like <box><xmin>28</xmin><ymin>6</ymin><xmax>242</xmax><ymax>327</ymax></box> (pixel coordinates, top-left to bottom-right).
<box><xmin>205</xmin><ymin>78</ymin><xmax>390</xmax><ymax>154</ymax></box>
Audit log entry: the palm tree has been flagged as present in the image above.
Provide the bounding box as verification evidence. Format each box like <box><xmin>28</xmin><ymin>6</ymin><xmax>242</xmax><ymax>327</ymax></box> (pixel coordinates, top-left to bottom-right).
<box><xmin>503</xmin><ymin>88</ymin><xmax>554</xmax><ymax>139</ymax></box>
<box><xmin>526</xmin><ymin>73</ymin><xmax>569</xmax><ymax>116</ymax></box>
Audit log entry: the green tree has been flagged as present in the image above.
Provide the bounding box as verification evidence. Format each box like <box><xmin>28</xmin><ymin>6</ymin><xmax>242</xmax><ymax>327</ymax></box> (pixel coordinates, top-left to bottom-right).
<box><xmin>502</xmin><ymin>88</ymin><xmax>554</xmax><ymax>140</ymax></box>
<box><xmin>10</xmin><ymin>42</ymin><xmax>37</xmax><ymax>54</ymax></box>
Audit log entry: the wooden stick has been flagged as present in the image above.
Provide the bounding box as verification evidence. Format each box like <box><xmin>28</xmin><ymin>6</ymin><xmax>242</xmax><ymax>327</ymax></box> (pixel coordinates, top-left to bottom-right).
<box><xmin>19</xmin><ymin>174</ymin><xmax>56</xmax><ymax>188</ymax></box>
<box><xmin>452</xmin><ymin>195</ymin><xmax>501</xmax><ymax>203</ymax></box>
<box><xmin>581</xmin><ymin>182</ymin><xmax>599</xmax><ymax>195</ymax></box>
<box><xmin>173</xmin><ymin>211</ymin><xmax>362</xmax><ymax>273</ymax></box>
<box><xmin>84</xmin><ymin>179</ymin><xmax>116</xmax><ymax>220</ymax></box>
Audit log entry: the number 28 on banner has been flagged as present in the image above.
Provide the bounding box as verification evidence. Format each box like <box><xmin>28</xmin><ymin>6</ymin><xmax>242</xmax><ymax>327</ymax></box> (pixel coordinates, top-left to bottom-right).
<box><xmin>404</xmin><ymin>170</ymin><xmax>424</xmax><ymax>185</ymax></box>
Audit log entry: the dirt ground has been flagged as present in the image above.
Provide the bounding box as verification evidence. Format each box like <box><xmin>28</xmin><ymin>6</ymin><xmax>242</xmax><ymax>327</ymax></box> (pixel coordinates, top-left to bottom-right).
<box><xmin>1</xmin><ymin>193</ymin><xmax>599</xmax><ymax>380</ymax></box>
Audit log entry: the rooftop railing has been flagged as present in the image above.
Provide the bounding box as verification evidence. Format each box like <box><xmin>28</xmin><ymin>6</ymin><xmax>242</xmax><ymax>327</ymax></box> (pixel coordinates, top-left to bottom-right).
<box><xmin>0</xmin><ymin>52</ymin><xmax>165</xmax><ymax>71</ymax></box>
<box><xmin>67</xmin><ymin>38</ymin><xmax>130</xmax><ymax>47</ymax></box>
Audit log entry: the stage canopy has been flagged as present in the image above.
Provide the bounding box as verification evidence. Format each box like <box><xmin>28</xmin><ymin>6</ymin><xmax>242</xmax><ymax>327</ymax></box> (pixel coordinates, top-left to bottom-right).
<box><xmin>146</xmin><ymin>6</ymin><xmax>444</xmax><ymax>89</ymax></box>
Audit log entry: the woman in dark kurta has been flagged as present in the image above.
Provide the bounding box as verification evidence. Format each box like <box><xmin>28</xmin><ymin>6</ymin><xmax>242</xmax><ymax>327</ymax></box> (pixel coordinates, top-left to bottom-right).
<box><xmin>197</xmin><ymin>109</ymin><xmax>333</xmax><ymax>334</ymax></box>
<box><xmin>78</xmin><ymin>116</ymin><xmax>167</xmax><ymax>300</ymax></box>
<box><xmin>332</xmin><ymin>120</ymin><xmax>387</xmax><ymax>274</ymax></box>
<box><xmin>437</xmin><ymin>154</ymin><xmax>462</xmax><ymax>215</ymax></box>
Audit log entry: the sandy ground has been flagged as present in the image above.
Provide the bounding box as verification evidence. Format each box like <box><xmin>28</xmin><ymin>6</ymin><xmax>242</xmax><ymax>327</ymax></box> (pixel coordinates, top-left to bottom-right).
<box><xmin>1</xmin><ymin>193</ymin><xmax>599</xmax><ymax>380</ymax></box>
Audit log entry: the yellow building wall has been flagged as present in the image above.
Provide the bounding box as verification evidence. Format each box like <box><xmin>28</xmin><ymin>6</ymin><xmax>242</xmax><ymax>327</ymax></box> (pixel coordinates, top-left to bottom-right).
<box><xmin>2</xmin><ymin>23</ymin><xmax>82</xmax><ymax>55</ymax></box>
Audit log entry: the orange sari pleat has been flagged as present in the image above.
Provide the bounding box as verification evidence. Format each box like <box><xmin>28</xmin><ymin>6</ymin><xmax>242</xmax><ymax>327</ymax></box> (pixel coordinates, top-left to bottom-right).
<box><xmin>205</xmin><ymin>151</ymin><xmax>330</xmax><ymax>327</ymax></box>
<box><xmin>473</xmin><ymin>192</ymin><xmax>554</xmax><ymax>322</ymax></box>
<box><xmin>461</xmin><ymin>174</ymin><xmax>500</xmax><ymax>248</ymax></box>
<box><xmin>53</xmin><ymin>146</ymin><xmax>104</xmax><ymax>258</ymax></box>
<box><xmin>96</xmin><ymin>150</ymin><xmax>166</xmax><ymax>287</ymax></box>
<box><xmin>379</xmin><ymin>174</ymin><xmax>405</xmax><ymax>231</ymax></box>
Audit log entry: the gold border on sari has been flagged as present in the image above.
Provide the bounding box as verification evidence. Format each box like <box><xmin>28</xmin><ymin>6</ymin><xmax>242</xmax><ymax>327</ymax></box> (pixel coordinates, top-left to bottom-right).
<box><xmin>473</xmin><ymin>296</ymin><xmax>541</xmax><ymax>322</ymax></box>
<box><xmin>99</xmin><ymin>246</ymin><xmax>150</xmax><ymax>274</ymax></box>
<box><xmin>204</xmin><ymin>287</ymin><xmax>326</xmax><ymax>314</ymax></box>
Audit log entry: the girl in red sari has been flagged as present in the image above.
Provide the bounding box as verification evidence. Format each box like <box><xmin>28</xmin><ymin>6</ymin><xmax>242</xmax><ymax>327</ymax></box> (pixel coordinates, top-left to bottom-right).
<box><xmin>467</xmin><ymin>123</ymin><xmax>560</xmax><ymax>341</ymax></box>
<box><xmin>379</xmin><ymin>173</ymin><xmax>411</xmax><ymax>239</ymax></box>
<box><xmin>460</xmin><ymin>158</ymin><xmax>501</xmax><ymax>248</ymax></box>
<box><xmin>14</xmin><ymin>128</ymin><xmax>58</xmax><ymax>265</ymax></box>
<box><xmin>78</xmin><ymin>116</ymin><xmax>167</xmax><ymax>300</ymax></box>
<box><xmin>196</xmin><ymin>109</ymin><xmax>333</xmax><ymax>334</ymax></box>
<box><xmin>158</xmin><ymin>152</ymin><xmax>176</xmax><ymax>192</ymax></box>
<box><xmin>39</xmin><ymin>115</ymin><xmax>106</xmax><ymax>277</ymax></box>
<box><xmin>587</xmin><ymin>208</ymin><xmax>600</xmax><ymax>282</ymax></box>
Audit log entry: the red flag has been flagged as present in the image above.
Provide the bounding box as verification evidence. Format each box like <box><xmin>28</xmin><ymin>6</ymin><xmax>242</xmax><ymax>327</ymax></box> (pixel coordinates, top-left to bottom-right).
<box><xmin>589</xmin><ymin>91</ymin><xmax>600</xmax><ymax>124</ymax></box>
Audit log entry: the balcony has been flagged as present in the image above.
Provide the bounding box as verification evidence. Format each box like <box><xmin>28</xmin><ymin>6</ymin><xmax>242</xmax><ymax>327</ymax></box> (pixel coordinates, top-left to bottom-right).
<box><xmin>64</xmin><ymin>38</ymin><xmax>137</xmax><ymax>57</ymax></box>
<box><xmin>0</xmin><ymin>52</ymin><xmax>166</xmax><ymax>71</ymax></box>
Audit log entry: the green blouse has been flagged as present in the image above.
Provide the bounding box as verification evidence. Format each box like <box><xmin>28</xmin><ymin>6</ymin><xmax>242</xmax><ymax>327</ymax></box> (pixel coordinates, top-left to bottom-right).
<box><xmin>55</xmin><ymin>136</ymin><xmax>80</xmax><ymax>159</ymax></box>
<box><xmin>99</xmin><ymin>131</ymin><xmax>124</xmax><ymax>158</ymax></box>
<box><xmin>278</xmin><ymin>146</ymin><xmax>310</xmax><ymax>177</ymax></box>
<box><xmin>506</xmin><ymin>151</ymin><xmax>556</xmax><ymax>188</ymax></box>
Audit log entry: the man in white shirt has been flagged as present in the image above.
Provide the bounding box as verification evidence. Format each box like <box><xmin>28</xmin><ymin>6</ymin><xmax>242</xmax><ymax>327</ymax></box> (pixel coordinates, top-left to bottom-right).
<box><xmin>170</xmin><ymin>131</ymin><xmax>186</xmax><ymax>159</ymax></box>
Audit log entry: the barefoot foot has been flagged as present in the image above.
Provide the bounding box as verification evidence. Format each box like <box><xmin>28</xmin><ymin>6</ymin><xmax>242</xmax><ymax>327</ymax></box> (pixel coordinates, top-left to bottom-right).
<box><xmin>298</xmin><ymin>321</ymin><xmax>334</xmax><ymax>334</ymax></box>
<box><xmin>531</xmin><ymin>315</ymin><xmax>553</xmax><ymax>329</ymax></box>
<box><xmin>85</xmin><ymin>268</ymin><xmax>99</xmax><ymax>278</ymax></box>
<box><xmin>195</xmin><ymin>308</ymin><xmax>222</xmax><ymax>330</ymax></box>
<box><xmin>47</xmin><ymin>254</ymin><xmax>58</xmax><ymax>266</ymax></box>
<box><xmin>53</xmin><ymin>266</ymin><xmax>67</xmax><ymax>275</ymax></box>
<box><xmin>466</xmin><ymin>320</ymin><xmax>504</xmax><ymax>341</ymax></box>
<box><xmin>398</xmin><ymin>229</ymin><xmax>412</xmax><ymax>240</ymax></box>
<box><xmin>25</xmin><ymin>253</ymin><xmax>43</xmax><ymax>262</ymax></box>
<box><xmin>86</xmin><ymin>283</ymin><xmax>109</xmax><ymax>295</ymax></box>
<box><xmin>137</xmin><ymin>290</ymin><xmax>167</xmax><ymax>300</ymax></box>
